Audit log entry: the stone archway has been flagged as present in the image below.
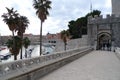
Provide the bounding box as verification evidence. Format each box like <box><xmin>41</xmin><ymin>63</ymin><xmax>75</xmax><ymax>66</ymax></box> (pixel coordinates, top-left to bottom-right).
<box><xmin>97</xmin><ymin>33</ymin><xmax>111</xmax><ymax>50</ymax></box>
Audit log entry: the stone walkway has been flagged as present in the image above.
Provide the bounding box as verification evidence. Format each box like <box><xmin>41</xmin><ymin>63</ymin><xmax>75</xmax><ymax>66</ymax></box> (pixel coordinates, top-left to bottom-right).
<box><xmin>39</xmin><ymin>51</ymin><xmax>120</xmax><ymax>80</ymax></box>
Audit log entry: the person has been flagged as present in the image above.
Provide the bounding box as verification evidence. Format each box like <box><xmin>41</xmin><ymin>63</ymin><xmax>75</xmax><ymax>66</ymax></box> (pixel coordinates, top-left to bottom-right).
<box><xmin>28</xmin><ymin>48</ymin><xmax>34</xmax><ymax>58</ymax></box>
<box><xmin>103</xmin><ymin>43</ymin><xmax>105</xmax><ymax>50</ymax></box>
<box><xmin>107</xmin><ymin>43</ymin><xmax>109</xmax><ymax>51</ymax></box>
<box><xmin>109</xmin><ymin>43</ymin><xmax>111</xmax><ymax>51</ymax></box>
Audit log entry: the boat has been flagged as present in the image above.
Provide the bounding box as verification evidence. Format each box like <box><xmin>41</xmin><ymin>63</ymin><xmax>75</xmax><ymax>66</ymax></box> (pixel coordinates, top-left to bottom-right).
<box><xmin>0</xmin><ymin>53</ymin><xmax>11</xmax><ymax>60</ymax></box>
<box><xmin>0</xmin><ymin>47</ymin><xmax>6</xmax><ymax>51</ymax></box>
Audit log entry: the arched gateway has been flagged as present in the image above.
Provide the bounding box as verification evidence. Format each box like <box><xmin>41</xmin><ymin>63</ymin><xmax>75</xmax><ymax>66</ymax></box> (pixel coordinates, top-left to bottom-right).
<box><xmin>97</xmin><ymin>33</ymin><xmax>111</xmax><ymax>50</ymax></box>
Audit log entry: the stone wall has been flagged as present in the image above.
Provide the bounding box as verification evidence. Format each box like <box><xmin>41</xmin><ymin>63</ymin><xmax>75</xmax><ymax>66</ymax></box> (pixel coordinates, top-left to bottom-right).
<box><xmin>88</xmin><ymin>14</ymin><xmax>120</xmax><ymax>25</ymax></box>
<box><xmin>112</xmin><ymin>0</ymin><xmax>120</xmax><ymax>15</ymax></box>
<box><xmin>54</xmin><ymin>35</ymin><xmax>89</xmax><ymax>52</ymax></box>
<box><xmin>112</xmin><ymin>23</ymin><xmax>120</xmax><ymax>47</ymax></box>
<box><xmin>0</xmin><ymin>46</ymin><xmax>92</xmax><ymax>80</ymax></box>
<box><xmin>115</xmin><ymin>47</ymin><xmax>120</xmax><ymax>59</ymax></box>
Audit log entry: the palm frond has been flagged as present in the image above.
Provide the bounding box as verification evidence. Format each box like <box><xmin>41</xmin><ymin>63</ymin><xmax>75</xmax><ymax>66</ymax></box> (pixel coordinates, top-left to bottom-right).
<box><xmin>33</xmin><ymin>0</ymin><xmax>51</xmax><ymax>21</ymax></box>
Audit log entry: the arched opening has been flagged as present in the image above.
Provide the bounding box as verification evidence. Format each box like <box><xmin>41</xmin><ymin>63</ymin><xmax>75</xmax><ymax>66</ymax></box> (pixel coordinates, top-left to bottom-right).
<box><xmin>98</xmin><ymin>33</ymin><xmax>111</xmax><ymax>50</ymax></box>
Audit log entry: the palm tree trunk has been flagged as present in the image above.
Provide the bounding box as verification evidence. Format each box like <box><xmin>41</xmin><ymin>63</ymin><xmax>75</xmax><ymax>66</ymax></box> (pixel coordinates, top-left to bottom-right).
<box><xmin>25</xmin><ymin>49</ymin><xmax>27</xmax><ymax>58</ymax></box>
<box><xmin>20</xmin><ymin>36</ymin><xmax>23</xmax><ymax>59</ymax></box>
<box><xmin>14</xmin><ymin>54</ymin><xmax>17</xmax><ymax>60</ymax></box>
<box><xmin>64</xmin><ymin>42</ymin><xmax>66</xmax><ymax>51</ymax></box>
<box><xmin>12</xmin><ymin>31</ymin><xmax>15</xmax><ymax>37</ymax></box>
<box><xmin>12</xmin><ymin>31</ymin><xmax>17</xmax><ymax>60</ymax></box>
<box><xmin>40</xmin><ymin>20</ymin><xmax>43</xmax><ymax>55</ymax></box>
<box><xmin>20</xmin><ymin>46</ymin><xmax>23</xmax><ymax>59</ymax></box>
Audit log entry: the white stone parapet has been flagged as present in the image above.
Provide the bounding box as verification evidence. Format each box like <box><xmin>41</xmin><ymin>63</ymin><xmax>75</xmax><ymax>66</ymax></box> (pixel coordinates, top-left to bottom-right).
<box><xmin>0</xmin><ymin>46</ymin><xmax>92</xmax><ymax>80</ymax></box>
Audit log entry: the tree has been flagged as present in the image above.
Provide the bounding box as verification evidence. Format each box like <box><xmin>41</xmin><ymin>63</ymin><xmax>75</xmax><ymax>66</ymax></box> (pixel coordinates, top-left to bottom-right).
<box><xmin>1</xmin><ymin>7</ymin><xmax>19</xmax><ymax>37</ymax></box>
<box><xmin>61</xmin><ymin>30</ymin><xmax>70</xmax><ymax>51</ymax></box>
<box><xmin>16</xmin><ymin>16</ymin><xmax>29</xmax><ymax>59</ymax></box>
<box><xmin>23</xmin><ymin>37</ymin><xmax>31</xmax><ymax>58</ymax></box>
<box><xmin>2</xmin><ymin>7</ymin><xmax>29</xmax><ymax>60</ymax></box>
<box><xmin>68</xmin><ymin>10</ymin><xmax>101</xmax><ymax>39</ymax></box>
<box><xmin>1</xmin><ymin>8</ymin><xmax>20</xmax><ymax>60</ymax></box>
<box><xmin>86</xmin><ymin>10</ymin><xmax>101</xmax><ymax>18</ymax></box>
<box><xmin>16</xmin><ymin>16</ymin><xmax>29</xmax><ymax>37</ymax></box>
<box><xmin>33</xmin><ymin>0</ymin><xmax>52</xmax><ymax>55</ymax></box>
<box><xmin>6</xmin><ymin>36</ymin><xmax>22</xmax><ymax>60</ymax></box>
<box><xmin>68</xmin><ymin>20</ymin><xmax>82</xmax><ymax>39</ymax></box>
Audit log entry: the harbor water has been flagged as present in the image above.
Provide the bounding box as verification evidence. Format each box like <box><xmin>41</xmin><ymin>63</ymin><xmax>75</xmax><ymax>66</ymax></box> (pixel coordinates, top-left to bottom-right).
<box><xmin>0</xmin><ymin>45</ymin><xmax>55</xmax><ymax>63</ymax></box>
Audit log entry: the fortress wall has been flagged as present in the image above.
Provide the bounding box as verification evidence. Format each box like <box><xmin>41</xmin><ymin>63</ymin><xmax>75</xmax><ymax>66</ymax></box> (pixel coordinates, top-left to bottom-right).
<box><xmin>55</xmin><ymin>35</ymin><xmax>89</xmax><ymax>52</ymax></box>
<box><xmin>88</xmin><ymin>14</ymin><xmax>120</xmax><ymax>48</ymax></box>
<box><xmin>112</xmin><ymin>23</ymin><xmax>120</xmax><ymax>47</ymax></box>
<box><xmin>112</xmin><ymin>0</ymin><xmax>120</xmax><ymax>15</ymax></box>
<box><xmin>88</xmin><ymin>14</ymin><xmax>120</xmax><ymax>25</ymax></box>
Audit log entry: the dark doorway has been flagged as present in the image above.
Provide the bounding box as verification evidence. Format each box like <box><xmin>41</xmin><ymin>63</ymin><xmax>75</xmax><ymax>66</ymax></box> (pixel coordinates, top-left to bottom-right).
<box><xmin>98</xmin><ymin>33</ymin><xmax>111</xmax><ymax>50</ymax></box>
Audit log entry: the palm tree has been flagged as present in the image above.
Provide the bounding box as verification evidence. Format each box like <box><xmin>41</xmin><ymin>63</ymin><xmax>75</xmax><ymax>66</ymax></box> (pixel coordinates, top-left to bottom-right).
<box><xmin>16</xmin><ymin>16</ymin><xmax>29</xmax><ymax>36</ymax></box>
<box><xmin>6</xmin><ymin>36</ymin><xmax>22</xmax><ymax>60</ymax></box>
<box><xmin>33</xmin><ymin>0</ymin><xmax>52</xmax><ymax>55</ymax></box>
<box><xmin>16</xmin><ymin>16</ymin><xmax>29</xmax><ymax>59</ymax></box>
<box><xmin>2</xmin><ymin>7</ymin><xmax>29</xmax><ymax>59</ymax></box>
<box><xmin>23</xmin><ymin>37</ymin><xmax>31</xmax><ymax>58</ymax></box>
<box><xmin>2</xmin><ymin>7</ymin><xmax>20</xmax><ymax>60</ymax></box>
<box><xmin>1</xmin><ymin>7</ymin><xmax>19</xmax><ymax>37</ymax></box>
<box><xmin>61</xmin><ymin>30</ymin><xmax>70</xmax><ymax>51</ymax></box>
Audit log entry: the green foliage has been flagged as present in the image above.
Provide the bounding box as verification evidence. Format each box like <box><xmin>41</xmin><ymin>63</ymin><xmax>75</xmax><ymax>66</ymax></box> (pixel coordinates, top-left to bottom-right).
<box><xmin>85</xmin><ymin>10</ymin><xmax>101</xmax><ymax>18</ymax></box>
<box><xmin>1</xmin><ymin>7</ymin><xmax>19</xmax><ymax>32</ymax></box>
<box><xmin>33</xmin><ymin>0</ymin><xmax>52</xmax><ymax>22</ymax></box>
<box><xmin>2</xmin><ymin>7</ymin><xmax>29</xmax><ymax>37</ymax></box>
<box><xmin>68</xmin><ymin>10</ymin><xmax>101</xmax><ymax>39</ymax></box>
<box><xmin>68</xmin><ymin>20</ymin><xmax>82</xmax><ymax>39</ymax></box>
<box><xmin>6</xmin><ymin>36</ymin><xmax>22</xmax><ymax>56</ymax></box>
<box><xmin>6</xmin><ymin>39</ymin><xmax>13</xmax><ymax>48</ymax></box>
<box><xmin>61</xmin><ymin>30</ymin><xmax>70</xmax><ymax>39</ymax></box>
<box><xmin>16</xmin><ymin>16</ymin><xmax>29</xmax><ymax>37</ymax></box>
<box><xmin>23</xmin><ymin>37</ymin><xmax>31</xmax><ymax>49</ymax></box>
<box><xmin>6</xmin><ymin>36</ymin><xmax>31</xmax><ymax>60</ymax></box>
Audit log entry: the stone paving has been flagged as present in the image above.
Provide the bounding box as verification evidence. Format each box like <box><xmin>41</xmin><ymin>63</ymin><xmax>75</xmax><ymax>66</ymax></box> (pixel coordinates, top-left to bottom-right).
<box><xmin>39</xmin><ymin>51</ymin><xmax>120</xmax><ymax>80</ymax></box>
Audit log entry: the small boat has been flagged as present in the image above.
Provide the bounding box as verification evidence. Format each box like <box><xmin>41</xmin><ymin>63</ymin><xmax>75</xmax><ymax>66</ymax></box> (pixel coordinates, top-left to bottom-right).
<box><xmin>0</xmin><ymin>47</ymin><xmax>6</xmax><ymax>51</ymax></box>
<box><xmin>0</xmin><ymin>53</ymin><xmax>11</xmax><ymax>60</ymax></box>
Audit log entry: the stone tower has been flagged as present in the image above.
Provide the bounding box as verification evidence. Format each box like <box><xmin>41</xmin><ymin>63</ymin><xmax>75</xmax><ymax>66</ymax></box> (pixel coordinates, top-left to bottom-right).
<box><xmin>112</xmin><ymin>0</ymin><xmax>120</xmax><ymax>15</ymax></box>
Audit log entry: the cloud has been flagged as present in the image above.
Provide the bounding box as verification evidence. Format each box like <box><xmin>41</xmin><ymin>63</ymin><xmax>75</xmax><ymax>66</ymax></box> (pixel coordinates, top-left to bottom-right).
<box><xmin>0</xmin><ymin>0</ymin><xmax>111</xmax><ymax>36</ymax></box>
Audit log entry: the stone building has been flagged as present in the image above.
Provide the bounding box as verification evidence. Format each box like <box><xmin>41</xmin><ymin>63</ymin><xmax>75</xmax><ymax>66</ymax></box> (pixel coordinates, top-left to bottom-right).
<box><xmin>87</xmin><ymin>0</ymin><xmax>120</xmax><ymax>50</ymax></box>
<box><xmin>112</xmin><ymin>0</ymin><xmax>120</xmax><ymax>15</ymax></box>
<box><xmin>88</xmin><ymin>14</ymin><xmax>120</xmax><ymax>50</ymax></box>
<box><xmin>45</xmin><ymin>33</ymin><xmax>63</xmax><ymax>47</ymax></box>
<box><xmin>23</xmin><ymin>34</ymin><xmax>40</xmax><ymax>44</ymax></box>
<box><xmin>0</xmin><ymin>35</ymin><xmax>11</xmax><ymax>45</ymax></box>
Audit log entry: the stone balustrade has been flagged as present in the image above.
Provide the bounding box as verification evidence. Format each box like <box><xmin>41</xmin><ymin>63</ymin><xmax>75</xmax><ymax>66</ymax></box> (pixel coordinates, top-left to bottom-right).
<box><xmin>0</xmin><ymin>46</ymin><xmax>92</xmax><ymax>80</ymax></box>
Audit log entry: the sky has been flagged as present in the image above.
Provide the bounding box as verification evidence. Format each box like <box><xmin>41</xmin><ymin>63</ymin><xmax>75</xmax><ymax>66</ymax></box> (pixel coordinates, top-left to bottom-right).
<box><xmin>0</xmin><ymin>0</ymin><xmax>111</xmax><ymax>36</ymax></box>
